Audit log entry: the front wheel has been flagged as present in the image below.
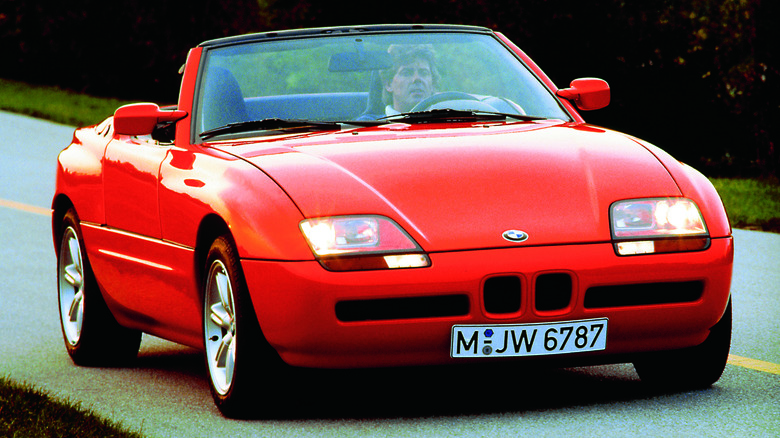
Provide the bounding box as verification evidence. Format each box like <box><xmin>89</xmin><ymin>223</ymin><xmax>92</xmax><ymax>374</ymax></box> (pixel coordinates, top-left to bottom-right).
<box><xmin>203</xmin><ymin>236</ymin><xmax>285</xmax><ymax>418</ymax></box>
<box><xmin>633</xmin><ymin>299</ymin><xmax>732</xmax><ymax>390</ymax></box>
<box><xmin>57</xmin><ymin>209</ymin><xmax>141</xmax><ymax>366</ymax></box>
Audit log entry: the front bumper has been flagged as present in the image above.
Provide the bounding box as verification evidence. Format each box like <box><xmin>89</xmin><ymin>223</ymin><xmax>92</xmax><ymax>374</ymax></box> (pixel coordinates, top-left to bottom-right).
<box><xmin>242</xmin><ymin>237</ymin><xmax>733</xmax><ymax>368</ymax></box>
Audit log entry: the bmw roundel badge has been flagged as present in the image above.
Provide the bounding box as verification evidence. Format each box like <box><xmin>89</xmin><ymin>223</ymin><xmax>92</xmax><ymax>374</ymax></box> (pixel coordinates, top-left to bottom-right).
<box><xmin>502</xmin><ymin>230</ymin><xmax>529</xmax><ymax>242</ymax></box>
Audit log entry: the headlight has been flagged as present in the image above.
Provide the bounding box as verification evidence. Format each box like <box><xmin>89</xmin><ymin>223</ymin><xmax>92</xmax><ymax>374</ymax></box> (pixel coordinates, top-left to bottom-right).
<box><xmin>300</xmin><ymin>215</ymin><xmax>430</xmax><ymax>270</ymax></box>
<box><xmin>610</xmin><ymin>198</ymin><xmax>709</xmax><ymax>256</ymax></box>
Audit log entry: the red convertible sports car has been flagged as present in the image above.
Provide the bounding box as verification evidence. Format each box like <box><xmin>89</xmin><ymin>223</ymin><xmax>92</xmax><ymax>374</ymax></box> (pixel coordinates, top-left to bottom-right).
<box><xmin>53</xmin><ymin>24</ymin><xmax>733</xmax><ymax>417</ymax></box>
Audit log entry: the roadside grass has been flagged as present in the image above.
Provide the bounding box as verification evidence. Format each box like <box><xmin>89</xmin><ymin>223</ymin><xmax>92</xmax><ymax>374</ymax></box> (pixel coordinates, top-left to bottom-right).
<box><xmin>0</xmin><ymin>78</ymin><xmax>134</xmax><ymax>127</ymax></box>
<box><xmin>711</xmin><ymin>178</ymin><xmax>780</xmax><ymax>233</ymax></box>
<box><xmin>0</xmin><ymin>376</ymin><xmax>142</xmax><ymax>438</ymax></box>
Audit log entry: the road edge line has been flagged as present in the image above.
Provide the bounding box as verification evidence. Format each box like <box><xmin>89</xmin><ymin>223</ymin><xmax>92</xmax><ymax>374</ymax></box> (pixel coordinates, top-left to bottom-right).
<box><xmin>0</xmin><ymin>198</ymin><xmax>51</xmax><ymax>216</ymax></box>
<box><xmin>728</xmin><ymin>354</ymin><xmax>780</xmax><ymax>376</ymax></box>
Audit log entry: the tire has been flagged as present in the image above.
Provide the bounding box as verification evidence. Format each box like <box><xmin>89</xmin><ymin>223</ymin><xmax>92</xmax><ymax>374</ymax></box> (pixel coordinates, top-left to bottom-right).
<box><xmin>57</xmin><ymin>209</ymin><xmax>141</xmax><ymax>366</ymax></box>
<box><xmin>203</xmin><ymin>235</ymin><xmax>285</xmax><ymax>418</ymax></box>
<box><xmin>633</xmin><ymin>298</ymin><xmax>732</xmax><ymax>390</ymax></box>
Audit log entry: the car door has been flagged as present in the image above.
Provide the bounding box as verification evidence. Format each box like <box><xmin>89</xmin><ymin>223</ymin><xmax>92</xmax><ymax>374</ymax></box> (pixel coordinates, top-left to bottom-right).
<box><xmin>103</xmin><ymin>135</ymin><xmax>167</xmax><ymax>238</ymax></box>
<box><xmin>90</xmin><ymin>134</ymin><xmax>203</xmax><ymax>346</ymax></box>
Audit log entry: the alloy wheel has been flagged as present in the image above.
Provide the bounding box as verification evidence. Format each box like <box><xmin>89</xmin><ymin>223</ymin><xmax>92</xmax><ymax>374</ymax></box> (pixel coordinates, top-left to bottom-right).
<box><xmin>204</xmin><ymin>259</ymin><xmax>237</xmax><ymax>395</ymax></box>
<box><xmin>58</xmin><ymin>226</ymin><xmax>84</xmax><ymax>346</ymax></box>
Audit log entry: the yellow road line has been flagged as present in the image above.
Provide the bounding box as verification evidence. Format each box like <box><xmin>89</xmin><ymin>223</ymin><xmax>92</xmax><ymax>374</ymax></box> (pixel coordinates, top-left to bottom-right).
<box><xmin>0</xmin><ymin>198</ymin><xmax>51</xmax><ymax>216</ymax></box>
<box><xmin>728</xmin><ymin>355</ymin><xmax>780</xmax><ymax>376</ymax></box>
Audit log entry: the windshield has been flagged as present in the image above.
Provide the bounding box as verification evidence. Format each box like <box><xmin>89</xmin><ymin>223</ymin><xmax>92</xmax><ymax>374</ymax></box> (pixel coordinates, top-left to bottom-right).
<box><xmin>194</xmin><ymin>31</ymin><xmax>571</xmax><ymax>140</ymax></box>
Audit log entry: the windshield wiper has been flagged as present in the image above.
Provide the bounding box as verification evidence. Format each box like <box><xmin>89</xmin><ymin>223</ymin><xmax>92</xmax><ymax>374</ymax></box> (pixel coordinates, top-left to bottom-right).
<box><xmin>198</xmin><ymin>111</ymin><xmax>541</xmax><ymax>140</ymax></box>
<box><xmin>200</xmin><ymin>118</ymin><xmax>343</xmax><ymax>140</ymax></box>
<box><xmin>379</xmin><ymin>109</ymin><xmax>547</xmax><ymax>124</ymax></box>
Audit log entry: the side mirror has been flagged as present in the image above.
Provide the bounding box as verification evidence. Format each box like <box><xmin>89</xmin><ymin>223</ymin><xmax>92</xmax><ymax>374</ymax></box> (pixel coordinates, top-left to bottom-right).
<box><xmin>114</xmin><ymin>103</ymin><xmax>187</xmax><ymax>135</ymax></box>
<box><xmin>556</xmin><ymin>78</ymin><xmax>610</xmax><ymax>111</ymax></box>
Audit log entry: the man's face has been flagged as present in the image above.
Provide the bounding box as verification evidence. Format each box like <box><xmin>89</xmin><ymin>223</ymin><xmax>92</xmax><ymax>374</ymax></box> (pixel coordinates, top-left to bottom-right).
<box><xmin>386</xmin><ymin>59</ymin><xmax>434</xmax><ymax>112</ymax></box>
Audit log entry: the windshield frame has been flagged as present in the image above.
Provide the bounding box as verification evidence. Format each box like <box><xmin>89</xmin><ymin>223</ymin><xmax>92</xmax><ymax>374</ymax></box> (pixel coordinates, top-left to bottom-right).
<box><xmin>190</xmin><ymin>25</ymin><xmax>574</xmax><ymax>144</ymax></box>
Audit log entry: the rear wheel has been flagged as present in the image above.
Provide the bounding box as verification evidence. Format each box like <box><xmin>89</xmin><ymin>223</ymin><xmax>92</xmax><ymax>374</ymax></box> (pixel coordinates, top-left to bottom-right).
<box><xmin>203</xmin><ymin>236</ymin><xmax>284</xmax><ymax>418</ymax></box>
<box><xmin>633</xmin><ymin>299</ymin><xmax>732</xmax><ymax>390</ymax></box>
<box><xmin>57</xmin><ymin>209</ymin><xmax>141</xmax><ymax>366</ymax></box>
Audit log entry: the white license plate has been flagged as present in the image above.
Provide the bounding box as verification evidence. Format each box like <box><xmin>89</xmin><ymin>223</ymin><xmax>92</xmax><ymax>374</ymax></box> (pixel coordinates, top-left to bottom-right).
<box><xmin>451</xmin><ymin>318</ymin><xmax>608</xmax><ymax>358</ymax></box>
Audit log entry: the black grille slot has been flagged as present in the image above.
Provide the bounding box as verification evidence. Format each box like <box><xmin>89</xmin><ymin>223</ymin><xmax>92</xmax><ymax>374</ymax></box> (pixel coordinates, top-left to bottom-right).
<box><xmin>584</xmin><ymin>281</ymin><xmax>704</xmax><ymax>308</ymax></box>
<box><xmin>535</xmin><ymin>273</ymin><xmax>573</xmax><ymax>311</ymax></box>
<box><xmin>336</xmin><ymin>295</ymin><xmax>469</xmax><ymax>322</ymax></box>
<box><xmin>483</xmin><ymin>276</ymin><xmax>522</xmax><ymax>314</ymax></box>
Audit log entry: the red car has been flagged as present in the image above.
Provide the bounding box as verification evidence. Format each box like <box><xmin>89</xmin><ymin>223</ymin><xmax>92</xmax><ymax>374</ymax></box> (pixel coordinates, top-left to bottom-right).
<box><xmin>53</xmin><ymin>24</ymin><xmax>733</xmax><ymax>417</ymax></box>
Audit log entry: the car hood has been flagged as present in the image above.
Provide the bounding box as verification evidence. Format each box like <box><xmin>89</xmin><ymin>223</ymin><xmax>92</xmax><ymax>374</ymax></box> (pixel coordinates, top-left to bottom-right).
<box><xmin>224</xmin><ymin>122</ymin><xmax>682</xmax><ymax>251</ymax></box>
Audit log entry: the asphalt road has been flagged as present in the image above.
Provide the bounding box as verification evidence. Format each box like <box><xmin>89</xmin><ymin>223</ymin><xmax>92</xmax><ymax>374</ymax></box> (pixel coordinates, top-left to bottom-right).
<box><xmin>1</xmin><ymin>111</ymin><xmax>778</xmax><ymax>437</ymax></box>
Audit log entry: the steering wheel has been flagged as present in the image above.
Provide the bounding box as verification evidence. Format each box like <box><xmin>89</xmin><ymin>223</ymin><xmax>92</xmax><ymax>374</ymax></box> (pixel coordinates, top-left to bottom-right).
<box><xmin>410</xmin><ymin>91</ymin><xmax>480</xmax><ymax>112</ymax></box>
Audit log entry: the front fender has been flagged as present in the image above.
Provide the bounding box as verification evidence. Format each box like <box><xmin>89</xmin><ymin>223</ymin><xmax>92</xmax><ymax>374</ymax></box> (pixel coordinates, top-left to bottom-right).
<box><xmin>158</xmin><ymin>146</ymin><xmax>313</xmax><ymax>261</ymax></box>
<box><xmin>630</xmin><ymin>137</ymin><xmax>732</xmax><ymax>238</ymax></box>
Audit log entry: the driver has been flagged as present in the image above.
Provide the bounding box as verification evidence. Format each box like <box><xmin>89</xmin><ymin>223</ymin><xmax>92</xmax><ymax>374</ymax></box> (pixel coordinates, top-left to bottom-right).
<box><xmin>382</xmin><ymin>44</ymin><xmax>440</xmax><ymax>115</ymax></box>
